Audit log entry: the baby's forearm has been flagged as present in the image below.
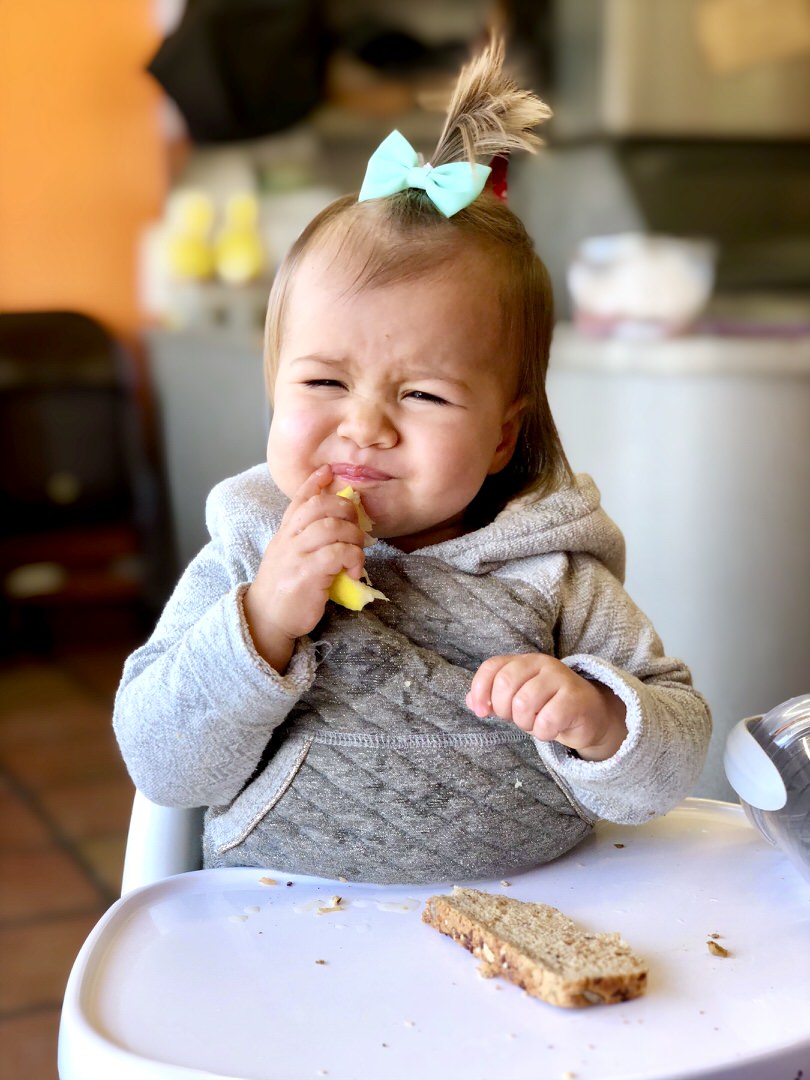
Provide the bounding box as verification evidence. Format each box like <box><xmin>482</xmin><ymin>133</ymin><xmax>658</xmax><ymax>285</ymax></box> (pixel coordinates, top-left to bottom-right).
<box><xmin>113</xmin><ymin>587</ymin><xmax>316</xmax><ymax>807</ymax></box>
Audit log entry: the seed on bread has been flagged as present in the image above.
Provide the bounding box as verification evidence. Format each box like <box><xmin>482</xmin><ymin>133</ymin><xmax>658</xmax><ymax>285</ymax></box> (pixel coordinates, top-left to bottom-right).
<box><xmin>707</xmin><ymin>940</ymin><xmax>730</xmax><ymax>957</ymax></box>
<box><xmin>422</xmin><ymin>887</ymin><xmax>648</xmax><ymax>1008</ymax></box>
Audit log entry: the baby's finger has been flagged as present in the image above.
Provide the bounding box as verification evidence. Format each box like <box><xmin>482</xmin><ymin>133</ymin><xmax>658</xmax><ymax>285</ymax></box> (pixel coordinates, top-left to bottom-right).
<box><xmin>296</xmin><ymin>513</ymin><xmax>367</xmax><ymax>556</ymax></box>
<box><xmin>278</xmin><ymin>466</ymin><xmax>333</xmax><ymax>529</ymax></box>
<box><xmin>529</xmin><ymin>684</ymin><xmax>591</xmax><ymax>745</ymax></box>
<box><xmin>283</xmin><ymin>489</ymin><xmax>361</xmax><ymax>543</ymax></box>
<box><xmin>294</xmin><ymin>464</ymin><xmax>334</xmax><ymax>505</ymax></box>
<box><xmin>466</xmin><ymin>656</ymin><xmax>511</xmax><ymax>717</ymax></box>
<box><xmin>488</xmin><ymin>660</ymin><xmax>538</xmax><ymax>724</ymax></box>
<box><xmin>529</xmin><ymin>706</ymin><xmax>570</xmax><ymax>744</ymax></box>
<box><xmin>510</xmin><ymin>673</ymin><xmax>557</xmax><ymax>732</ymax></box>
<box><xmin>308</xmin><ymin>540</ymin><xmax>366</xmax><ymax>591</ymax></box>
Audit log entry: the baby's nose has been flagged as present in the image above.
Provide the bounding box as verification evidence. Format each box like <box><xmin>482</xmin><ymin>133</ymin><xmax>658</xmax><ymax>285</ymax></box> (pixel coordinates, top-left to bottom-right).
<box><xmin>337</xmin><ymin>396</ymin><xmax>397</xmax><ymax>448</ymax></box>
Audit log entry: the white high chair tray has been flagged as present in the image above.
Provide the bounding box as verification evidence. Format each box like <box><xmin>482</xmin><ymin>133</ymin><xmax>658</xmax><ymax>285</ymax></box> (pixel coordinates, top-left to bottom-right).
<box><xmin>60</xmin><ymin>799</ymin><xmax>809</xmax><ymax>1080</ymax></box>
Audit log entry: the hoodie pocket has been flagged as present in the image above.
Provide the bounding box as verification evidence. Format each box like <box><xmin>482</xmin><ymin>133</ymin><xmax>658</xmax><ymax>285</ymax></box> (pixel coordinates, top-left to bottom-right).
<box><xmin>208</xmin><ymin>735</ymin><xmax>314</xmax><ymax>855</ymax></box>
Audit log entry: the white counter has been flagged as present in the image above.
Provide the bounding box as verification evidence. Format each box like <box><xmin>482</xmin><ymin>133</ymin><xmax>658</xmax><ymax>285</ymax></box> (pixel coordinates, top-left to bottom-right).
<box><xmin>547</xmin><ymin>325</ymin><xmax>810</xmax><ymax>800</ymax></box>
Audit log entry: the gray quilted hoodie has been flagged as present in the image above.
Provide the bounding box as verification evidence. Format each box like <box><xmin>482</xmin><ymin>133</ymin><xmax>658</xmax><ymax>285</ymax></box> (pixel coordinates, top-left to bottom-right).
<box><xmin>113</xmin><ymin>464</ymin><xmax>710</xmax><ymax>884</ymax></box>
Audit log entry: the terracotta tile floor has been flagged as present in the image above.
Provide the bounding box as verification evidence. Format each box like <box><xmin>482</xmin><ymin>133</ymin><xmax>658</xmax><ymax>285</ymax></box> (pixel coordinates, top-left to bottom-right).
<box><xmin>0</xmin><ymin>611</ymin><xmax>143</xmax><ymax>1080</ymax></box>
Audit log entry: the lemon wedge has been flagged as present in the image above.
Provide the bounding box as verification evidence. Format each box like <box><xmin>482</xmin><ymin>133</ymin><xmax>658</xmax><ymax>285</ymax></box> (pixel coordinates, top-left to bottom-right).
<box><xmin>328</xmin><ymin>487</ymin><xmax>388</xmax><ymax>610</ymax></box>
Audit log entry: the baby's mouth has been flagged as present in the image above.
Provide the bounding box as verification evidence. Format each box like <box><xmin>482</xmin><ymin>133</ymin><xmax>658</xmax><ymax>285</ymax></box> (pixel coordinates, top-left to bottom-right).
<box><xmin>331</xmin><ymin>463</ymin><xmax>391</xmax><ymax>484</ymax></box>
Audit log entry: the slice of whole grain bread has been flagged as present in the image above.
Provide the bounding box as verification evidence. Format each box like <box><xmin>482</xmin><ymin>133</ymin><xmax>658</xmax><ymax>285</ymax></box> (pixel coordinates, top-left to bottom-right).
<box><xmin>422</xmin><ymin>886</ymin><xmax>648</xmax><ymax>1008</ymax></box>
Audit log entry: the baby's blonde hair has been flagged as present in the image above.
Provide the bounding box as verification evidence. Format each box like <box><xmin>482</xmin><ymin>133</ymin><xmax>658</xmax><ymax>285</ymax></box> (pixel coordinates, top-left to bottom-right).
<box><xmin>264</xmin><ymin>34</ymin><xmax>573</xmax><ymax>523</ymax></box>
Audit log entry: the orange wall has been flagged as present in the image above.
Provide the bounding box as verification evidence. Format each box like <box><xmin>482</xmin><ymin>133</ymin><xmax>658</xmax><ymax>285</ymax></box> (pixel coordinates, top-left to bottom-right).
<box><xmin>0</xmin><ymin>1</ymin><xmax>167</xmax><ymax>341</ymax></box>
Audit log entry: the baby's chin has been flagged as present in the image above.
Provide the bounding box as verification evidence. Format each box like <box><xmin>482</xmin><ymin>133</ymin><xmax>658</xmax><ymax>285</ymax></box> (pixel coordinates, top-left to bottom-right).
<box><xmin>380</xmin><ymin>519</ymin><xmax>469</xmax><ymax>553</ymax></box>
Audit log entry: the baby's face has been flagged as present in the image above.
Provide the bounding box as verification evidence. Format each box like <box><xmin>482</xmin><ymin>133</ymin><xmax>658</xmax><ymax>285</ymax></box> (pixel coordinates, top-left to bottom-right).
<box><xmin>267</xmin><ymin>245</ymin><xmax>523</xmax><ymax>551</ymax></box>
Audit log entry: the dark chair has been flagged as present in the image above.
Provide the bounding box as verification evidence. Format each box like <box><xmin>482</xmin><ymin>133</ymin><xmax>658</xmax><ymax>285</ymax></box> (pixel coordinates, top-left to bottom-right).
<box><xmin>0</xmin><ymin>311</ymin><xmax>174</xmax><ymax>650</ymax></box>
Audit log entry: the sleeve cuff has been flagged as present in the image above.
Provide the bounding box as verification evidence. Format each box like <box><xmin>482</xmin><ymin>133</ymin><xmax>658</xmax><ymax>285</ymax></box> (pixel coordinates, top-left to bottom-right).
<box><xmin>232</xmin><ymin>583</ymin><xmax>319</xmax><ymax>697</ymax></box>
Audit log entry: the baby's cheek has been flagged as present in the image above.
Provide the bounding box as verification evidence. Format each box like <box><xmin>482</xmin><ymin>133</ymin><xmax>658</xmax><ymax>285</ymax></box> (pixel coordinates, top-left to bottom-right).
<box><xmin>271</xmin><ymin>406</ymin><xmax>326</xmax><ymax>455</ymax></box>
<box><xmin>267</xmin><ymin>410</ymin><xmax>324</xmax><ymax>491</ymax></box>
<box><xmin>271</xmin><ymin>406</ymin><xmax>324</xmax><ymax>444</ymax></box>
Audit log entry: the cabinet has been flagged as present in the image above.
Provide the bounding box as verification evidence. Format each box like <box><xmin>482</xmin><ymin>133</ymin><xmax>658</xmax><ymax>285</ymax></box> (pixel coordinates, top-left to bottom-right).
<box><xmin>146</xmin><ymin>327</ymin><xmax>267</xmax><ymax>569</ymax></box>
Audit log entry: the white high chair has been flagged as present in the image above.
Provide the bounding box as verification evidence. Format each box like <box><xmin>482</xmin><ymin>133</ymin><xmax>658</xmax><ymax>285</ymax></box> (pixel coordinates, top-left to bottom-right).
<box><xmin>119</xmin><ymin>791</ymin><xmax>205</xmax><ymax>895</ymax></box>
<box><xmin>58</xmin><ymin>791</ymin><xmax>810</xmax><ymax>1080</ymax></box>
<box><xmin>58</xmin><ymin>793</ymin><xmax>204</xmax><ymax>1079</ymax></box>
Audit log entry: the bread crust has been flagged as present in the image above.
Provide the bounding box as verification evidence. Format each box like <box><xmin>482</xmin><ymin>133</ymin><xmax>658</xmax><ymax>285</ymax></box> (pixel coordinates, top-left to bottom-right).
<box><xmin>422</xmin><ymin>889</ymin><xmax>648</xmax><ymax>1008</ymax></box>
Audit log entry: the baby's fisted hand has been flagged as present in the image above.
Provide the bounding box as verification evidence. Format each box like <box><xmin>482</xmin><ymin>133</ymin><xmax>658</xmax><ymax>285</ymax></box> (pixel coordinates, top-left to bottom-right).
<box><xmin>467</xmin><ymin>653</ymin><xmax>627</xmax><ymax>762</ymax></box>
<box><xmin>243</xmin><ymin>465</ymin><xmax>368</xmax><ymax>671</ymax></box>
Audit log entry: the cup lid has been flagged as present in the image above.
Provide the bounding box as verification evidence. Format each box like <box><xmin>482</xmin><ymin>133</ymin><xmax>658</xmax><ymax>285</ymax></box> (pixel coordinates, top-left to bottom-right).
<box><xmin>724</xmin><ymin>717</ymin><xmax>788</xmax><ymax>811</ymax></box>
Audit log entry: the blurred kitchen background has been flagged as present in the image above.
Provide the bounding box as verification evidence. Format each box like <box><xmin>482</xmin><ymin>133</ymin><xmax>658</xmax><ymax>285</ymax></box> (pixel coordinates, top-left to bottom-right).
<box><xmin>0</xmin><ymin>1</ymin><xmax>808</xmax><ymax>1072</ymax></box>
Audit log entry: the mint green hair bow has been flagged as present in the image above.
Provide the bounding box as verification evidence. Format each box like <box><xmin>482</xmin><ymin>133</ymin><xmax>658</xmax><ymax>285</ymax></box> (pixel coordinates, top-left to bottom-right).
<box><xmin>357</xmin><ymin>130</ymin><xmax>491</xmax><ymax>218</ymax></box>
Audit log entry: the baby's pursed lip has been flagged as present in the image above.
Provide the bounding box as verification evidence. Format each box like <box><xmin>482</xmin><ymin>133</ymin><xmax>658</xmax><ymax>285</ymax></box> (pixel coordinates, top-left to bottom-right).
<box><xmin>331</xmin><ymin>462</ymin><xmax>392</xmax><ymax>484</ymax></box>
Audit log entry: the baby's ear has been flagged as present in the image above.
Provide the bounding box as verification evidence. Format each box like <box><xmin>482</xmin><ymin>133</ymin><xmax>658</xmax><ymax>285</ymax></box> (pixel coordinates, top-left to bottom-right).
<box><xmin>488</xmin><ymin>397</ymin><xmax>527</xmax><ymax>475</ymax></box>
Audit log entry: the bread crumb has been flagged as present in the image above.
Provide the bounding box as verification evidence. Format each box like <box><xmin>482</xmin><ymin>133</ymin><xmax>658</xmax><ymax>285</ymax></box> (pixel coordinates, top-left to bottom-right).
<box><xmin>614</xmin><ymin>843</ymin><xmax>625</xmax><ymax>848</ymax></box>
<box><xmin>258</xmin><ymin>877</ymin><xmax>277</xmax><ymax>886</ymax></box>
<box><xmin>708</xmin><ymin>932</ymin><xmax>721</xmax><ymax>939</ymax></box>
<box><xmin>707</xmin><ymin>940</ymin><xmax>731</xmax><ymax>957</ymax></box>
<box><xmin>514</xmin><ymin>778</ymin><xmax>523</xmax><ymax>789</ymax></box>
<box><xmin>315</xmin><ymin>959</ymin><xmax>327</xmax><ymax>965</ymax></box>
<box><xmin>500</xmin><ymin>880</ymin><xmax>512</xmax><ymax>887</ymax></box>
<box><xmin>318</xmin><ymin>896</ymin><xmax>346</xmax><ymax>915</ymax></box>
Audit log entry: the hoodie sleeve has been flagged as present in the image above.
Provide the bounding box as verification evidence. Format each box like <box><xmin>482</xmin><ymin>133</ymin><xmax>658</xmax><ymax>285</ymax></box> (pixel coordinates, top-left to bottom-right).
<box><xmin>112</xmin><ymin>478</ymin><xmax>319</xmax><ymax>809</ymax></box>
<box><xmin>532</xmin><ymin>552</ymin><xmax>711</xmax><ymax>825</ymax></box>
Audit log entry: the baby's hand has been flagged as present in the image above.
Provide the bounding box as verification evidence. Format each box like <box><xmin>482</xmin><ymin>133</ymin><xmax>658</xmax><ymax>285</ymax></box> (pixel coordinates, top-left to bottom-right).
<box><xmin>466</xmin><ymin>653</ymin><xmax>627</xmax><ymax>761</ymax></box>
<box><xmin>244</xmin><ymin>465</ymin><xmax>368</xmax><ymax>671</ymax></box>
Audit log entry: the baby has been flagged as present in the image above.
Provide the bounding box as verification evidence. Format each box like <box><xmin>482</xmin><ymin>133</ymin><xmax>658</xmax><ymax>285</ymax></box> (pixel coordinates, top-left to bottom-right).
<box><xmin>114</xmin><ymin>36</ymin><xmax>710</xmax><ymax>884</ymax></box>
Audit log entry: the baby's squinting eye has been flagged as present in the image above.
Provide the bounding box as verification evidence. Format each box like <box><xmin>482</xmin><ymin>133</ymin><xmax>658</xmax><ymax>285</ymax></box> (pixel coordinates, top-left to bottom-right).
<box><xmin>304</xmin><ymin>379</ymin><xmax>346</xmax><ymax>390</ymax></box>
<box><xmin>405</xmin><ymin>390</ymin><xmax>450</xmax><ymax>406</ymax></box>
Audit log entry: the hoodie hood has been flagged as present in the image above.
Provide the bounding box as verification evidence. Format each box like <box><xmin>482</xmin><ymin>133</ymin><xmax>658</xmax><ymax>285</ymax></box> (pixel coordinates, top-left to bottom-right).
<box><xmin>407</xmin><ymin>474</ymin><xmax>626</xmax><ymax>582</ymax></box>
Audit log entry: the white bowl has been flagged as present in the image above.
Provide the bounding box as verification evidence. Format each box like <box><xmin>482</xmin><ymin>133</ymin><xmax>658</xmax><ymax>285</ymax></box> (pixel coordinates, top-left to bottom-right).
<box><xmin>568</xmin><ymin>232</ymin><xmax>716</xmax><ymax>339</ymax></box>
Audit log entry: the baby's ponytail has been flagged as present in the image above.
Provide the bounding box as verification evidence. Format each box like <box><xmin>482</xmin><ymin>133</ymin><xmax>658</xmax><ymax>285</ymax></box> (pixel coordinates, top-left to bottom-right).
<box><xmin>430</xmin><ymin>34</ymin><xmax>551</xmax><ymax>171</ymax></box>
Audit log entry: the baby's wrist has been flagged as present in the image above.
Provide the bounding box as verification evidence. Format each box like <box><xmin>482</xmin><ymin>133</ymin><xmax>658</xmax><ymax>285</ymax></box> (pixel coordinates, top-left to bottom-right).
<box><xmin>243</xmin><ymin>586</ymin><xmax>296</xmax><ymax>674</ymax></box>
<box><xmin>576</xmin><ymin>681</ymin><xmax>627</xmax><ymax>761</ymax></box>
